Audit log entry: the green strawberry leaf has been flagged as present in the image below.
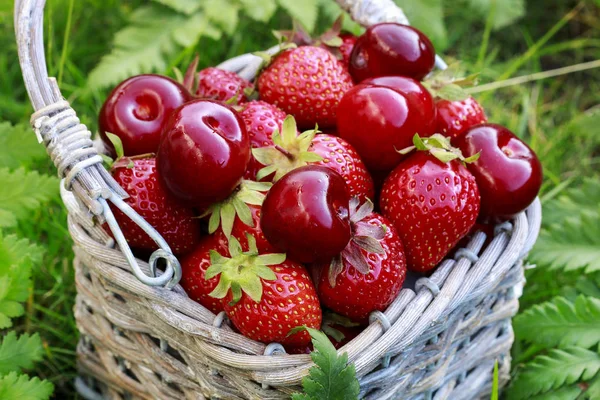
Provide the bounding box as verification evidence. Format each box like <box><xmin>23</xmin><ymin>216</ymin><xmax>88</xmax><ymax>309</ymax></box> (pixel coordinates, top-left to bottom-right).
<box><xmin>0</xmin><ymin>372</ymin><xmax>53</xmax><ymax>400</ymax></box>
<box><xmin>0</xmin><ymin>332</ymin><xmax>44</xmax><ymax>375</ymax></box>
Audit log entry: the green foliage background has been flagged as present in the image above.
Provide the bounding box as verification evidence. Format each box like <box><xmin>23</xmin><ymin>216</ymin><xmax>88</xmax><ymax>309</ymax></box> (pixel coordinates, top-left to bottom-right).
<box><xmin>0</xmin><ymin>0</ymin><xmax>599</xmax><ymax>398</ymax></box>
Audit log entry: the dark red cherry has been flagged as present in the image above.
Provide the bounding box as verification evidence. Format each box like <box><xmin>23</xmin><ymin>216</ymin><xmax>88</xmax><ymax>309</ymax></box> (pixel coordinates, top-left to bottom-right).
<box><xmin>157</xmin><ymin>100</ymin><xmax>250</xmax><ymax>207</ymax></box>
<box><xmin>454</xmin><ymin>124</ymin><xmax>543</xmax><ymax>219</ymax></box>
<box><xmin>337</xmin><ymin>84</ymin><xmax>433</xmax><ymax>172</ymax></box>
<box><xmin>349</xmin><ymin>23</ymin><xmax>435</xmax><ymax>82</ymax></box>
<box><xmin>362</xmin><ymin>76</ymin><xmax>436</xmax><ymax>135</ymax></box>
<box><xmin>99</xmin><ymin>74</ymin><xmax>192</xmax><ymax>156</ymax></box>
<box><xmin>261</xmin><ymin>165</ymin><xmax>352</xmax><ymax>263</ymax></box>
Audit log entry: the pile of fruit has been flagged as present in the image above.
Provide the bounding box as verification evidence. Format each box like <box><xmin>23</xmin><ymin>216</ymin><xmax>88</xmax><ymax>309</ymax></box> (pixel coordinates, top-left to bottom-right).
<box><xmin>98</xmin><ymin>21</ymin><xmax>542</xmax><ymax>351</ymax></box>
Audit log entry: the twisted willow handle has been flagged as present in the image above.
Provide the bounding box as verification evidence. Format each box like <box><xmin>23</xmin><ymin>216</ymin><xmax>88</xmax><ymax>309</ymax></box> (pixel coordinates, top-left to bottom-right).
<box><xmin>220</xmin><ymin>0</ymin><xmax>447</xmax><ymax>80</ymax></box>
<box><xmin>14</xmin><ymin>0</ymin><xmax>181</xmax><ymax>289</ymax></box>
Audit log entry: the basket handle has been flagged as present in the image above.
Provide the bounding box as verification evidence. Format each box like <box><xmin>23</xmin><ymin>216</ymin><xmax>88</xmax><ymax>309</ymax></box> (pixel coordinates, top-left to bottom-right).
<box><xmin>221</xmin><ymin>0</ymin><xmax>447</xmax><ymax>80</ymax></box>
<box><xmin>14</xmin><ymin>0</ymin><xmax>181</xmax><ymax>289</ymax></box>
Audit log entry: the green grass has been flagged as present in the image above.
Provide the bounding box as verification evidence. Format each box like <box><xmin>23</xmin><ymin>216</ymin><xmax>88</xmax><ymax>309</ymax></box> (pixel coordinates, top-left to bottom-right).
<box><xmin>0</xmin><ymin>0</ymin><xmax>599</xmax><ymax>398</ymax></box>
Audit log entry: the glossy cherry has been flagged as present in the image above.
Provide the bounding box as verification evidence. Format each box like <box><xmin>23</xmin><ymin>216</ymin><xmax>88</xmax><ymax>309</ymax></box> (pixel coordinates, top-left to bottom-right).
<box><xmin>99</xmin><ymin>74</ymin><xmax>192</xmax><ymax>156</ymax></box>
<box><xmin>349</xmin><ymin>23</ymin><xmax>436</xmax><ymax>82</ymax></box>
<box><xmin>337</xmin><ymin>84</ymin><xmax>433</xmax><ymax>172</ymax></box>
<box><xmin>362</xmin><ymin>76</ymin><xmax>436</xmax><ymax>135</ymax></box>
<box><xmin>454</xmin><ymin>124</ymin><xmax>543</xmax><ymax>219</ymax></box>
<box><xmin>157</xmin><ymin>100</ymin><xmax>250</xmax><ymax>207</ymax></box>
<box><xmin>260</xmin><ymin>165</ymin><xmax>352</xmax><ymax>263</ymax></box>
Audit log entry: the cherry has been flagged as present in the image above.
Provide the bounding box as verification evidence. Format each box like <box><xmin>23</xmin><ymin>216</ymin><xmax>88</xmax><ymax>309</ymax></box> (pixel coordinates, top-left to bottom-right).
<box><xmin>362</xmin><ymin>76</ymin><xmax>436</xmax><ymax>136</ymax></box>
<box><xmin>157</xmin><ymin>100</ymin><xmax>250</xmax><ymax>207</ymax></box>
<box><xmin>349</xmin><ymin>23</ymin><xmax>436</xmax><ymax>82</ymax></box>
<box><xmin>454</xmin><ymin>124</ymin><xmax>543</xmax><ymax>219</ymax></box>
<box><xmin>337</xmin><ymin>84</ymin><xmax>432</xmax><ymax>172</ymax></box>
<box><xmin>99</xmin><ymin>74</ymin><xmax>192</xmax><ymax>156</ymax></box>
<box><xmin>261</xmin><ymin>165</ymin><xmax>352</xmax><ymax>263</ymax></box>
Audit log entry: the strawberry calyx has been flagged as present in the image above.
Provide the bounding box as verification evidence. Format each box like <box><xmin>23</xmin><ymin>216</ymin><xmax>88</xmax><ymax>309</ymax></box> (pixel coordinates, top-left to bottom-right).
<box><xmin>206</xmin><ymin>234</ymin><xmax>286</xmax><ymax>305</ymax></box>
<box><xmin>104</xmin><ymin>132</ymin><xmax>153</xmax><ymax>169</ymax></box>
<box><xmin>423</xmin><ymin>63</ymin><xmax>479</xmax><ymax>101</ymax></box>
<box><xmin>201</xmin><ymin>180</ymin><xmax>272</xmax><ymax>239</ymax></box>
<box><xmin>275</xmin><ymin>16</ymin><xmax>346</xmax><ymax>60</ymax></box>
<box><xmin>328</xmin><ymin>198</ymin><xmax>385</xmax><ymax>287</ymax></box>
<box><xmin>398</xmin><ymin>134</ymin><xmax>481</xmax><ymax>164</ymax></box>
<box><xmin>252</xmin><ymin>115</ymin><xmax>324</xmax><ymax>181</ymax></box>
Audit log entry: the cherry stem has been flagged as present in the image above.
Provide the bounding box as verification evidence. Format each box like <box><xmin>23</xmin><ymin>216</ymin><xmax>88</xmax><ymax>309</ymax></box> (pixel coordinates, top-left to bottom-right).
<box><xmin>275</xmin><ymin>145</ymin><xmax>294</xmax><ymax>160</ymax></box>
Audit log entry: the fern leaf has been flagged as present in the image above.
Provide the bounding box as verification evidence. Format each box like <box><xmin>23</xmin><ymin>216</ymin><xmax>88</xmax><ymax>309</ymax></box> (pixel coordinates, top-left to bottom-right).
<box><xmin>0</xmin><ymin>123</ymin><xmax>46</xmax><ymax>170</ymax></box>
<box><xmin>514</xmin><ymin>296</ymin><xmax>600</xmax><ymax>349</ymax></box>
<box><xmin>543</xmin><ymin>177</ymin><xmax>600</xmax><ymax>223</ymax></box>
<box><xmin>88</xmin><ymin>5</ymin><xmax>221</xmax><ymax>90</ymax></box>
<box><xmin>0</xmin><ymin>168</ymin><xmax>58</xmax><ymax>228</ymax></box>
<box><xmin>508</xmin><ymin>347</ymin><xmax>600</xmax><ymax>399</ymax></box>
<box><xmin>528</xmin><ymin>385</ymin><xmax>582</xmax><ymax>400</ymax></box>
<box><xmin>240</xmin><ymin>0</ymin><xmax>277</xmax><ymax>22</ymax></box>
<box><xmin>466</xmin><ymin>0</ymin><xmax>525</xmax><ymax>29</ymax></box>
<box><xmin>0</xmin><ymin>372</ymin><xmax>53</xmax><ymax>400</ymax></box>
<box><xmin>203</xmin><ymin>0</ymin><xmax>240</xmax><ymax>35</ymax></box>
<box><xmin>0</xmin><ymin>332</ymin><xmax>44</xmax><ymax>375</ymax></box>
<box><xmin>291</xmin><ymin>327</ymin><xmax>359</xmax><ymax>400</ymax></box>
<box><xmin>277</xmin><ymin>0</ymin><xmax>319</xmax><ymax>32</ymax></box>
<box><xmin>530</xmin><ymin>209</ymin><xmax>600</xmax><ymax>273</ymax></box>
<box><xmin>584</xmin><ymin>372</ymin><xmax>600</xmax><ymax>399</ymax></box>
<box><xmin>151</xmin><ymin>0</ymin><xmax>201</xmax><ymax>14</ymax></box>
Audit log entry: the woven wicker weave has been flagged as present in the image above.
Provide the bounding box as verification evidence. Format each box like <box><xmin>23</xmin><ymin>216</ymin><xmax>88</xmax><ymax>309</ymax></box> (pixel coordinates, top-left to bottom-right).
<box><xmin>15</xmin><ymin>0</ymin><xmax>542</xmax><ymax>399</ymax></box>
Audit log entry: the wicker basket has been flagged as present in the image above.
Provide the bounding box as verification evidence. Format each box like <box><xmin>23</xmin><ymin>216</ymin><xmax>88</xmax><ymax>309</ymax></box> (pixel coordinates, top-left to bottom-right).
<box><xmin>15</xmin><ymin>0</ymin><xmax>542</xmax><ymax>398</ymax></box>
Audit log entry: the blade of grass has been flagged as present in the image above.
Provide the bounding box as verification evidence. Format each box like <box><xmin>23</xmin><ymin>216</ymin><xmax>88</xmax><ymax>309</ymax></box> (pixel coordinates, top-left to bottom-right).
<box><xmin>57</xmin><ymin>0</ymin><xmax>75</xmax><ymax>85</ymax></box>
<box><xmin>475</xmin><ymin>0</ymin><xmax>496</xmax><ymax>71</ymax></box>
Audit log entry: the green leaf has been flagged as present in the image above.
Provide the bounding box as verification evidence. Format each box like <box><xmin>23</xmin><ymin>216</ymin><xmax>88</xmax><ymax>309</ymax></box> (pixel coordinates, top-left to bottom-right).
<box><xmin>291</xmin><ymin>327</ymin><xmax>360</xmax><ymax>400</ymax></box>
<box><xmin>151</xmin><ymin>0</ymin><xmax>201</xmax><ymax>14</ymax></box>
<box><xmin>584</xmin><ymin>372</ymin><xmax>600</xmax><ymax>399</ymax></box>
<box><xmin>436</xmin><ymin>83</ymin><xmax>470</xmax><ymax>102</ymax></box>
<box><xmin>88</xmin><ymin>5</ymin><xmax>221</xmax><ymax>89</ymax></box>
<box><xmin>466</xmin><ymin>0</ymin><xmax>525</xmax><ymax>30</ymax></box>
<box><xmin>203</xmin><ymin>0</ymin><xmax>240</xmax><ymax>35</ymax></box>
<box><xmin>256</xmin><ymin>253</ymin><xmax>286</xmax><ymax>266</ymax></box>
<box><xmin>220</xmin><ymin>202</ymin><xmax>236</xmax><ymax>239</ymax></box>
<box><xmin>240</xmin><ymin>0</ymin><xmax>277</xmax><ymax>22</ymax></box>
<box><xmin>0</xmin><ymin>372</ymin><xmax>53</xmax><ymax>400</ymax></box>
<box><xmin>105</xmin><ymin>132</ymin><xmax>124</xmax><ymax>159</ymax></box>
<box><xmin>277</xmin><ymin>0</ymin><xmax>319</xmax><ymax>32</ymax></box>
<box><xmin>528</xmin><ymin>385</ymin><xmax>582</xmax><ymax>400</ymax></box>
<box><xmin>0</xmin><ymin>168</ymin><xmax>59</xmax><ymax>228</ymax></box>
<box><xmin>543</xmin><ymin>177</ymin><xmax>600</xmax><ymax>223</ymax></box>
<box><xmin>514</xmin><ymin>296</ymin><xmax>600</xmax><ymax>349</ymax></box>
<box><xmin>393</xmin><ymin>0</ymin><xmax>447</xmax><ymax>51</ymax></box>
<box><xmin>508</xmin><ymin>347</ymin><xmax>600</xmax><ymax>400</ymax></box>
<box><xmin>0</xmin><ymin>332</ymin><xmax>44</xmax><ymax>375</ymax></box>
<box><xmin>530</xmin><ymin>209</ymin><xmax>600</xmax><ymax>273</ymax></box>
<box><xmin>0</xmin><ymin>123</ymin><xmax>46</xmax><ymax>169</ymax></box>
<box><xmin>299</xmin><ymin>152</ymin><xmax>324</xmax><ymax>162</ymax></box>
<box><xmin>232</xmin><ymin>198</ymin><xmax>254</xmax><ymax>228</ymax></box>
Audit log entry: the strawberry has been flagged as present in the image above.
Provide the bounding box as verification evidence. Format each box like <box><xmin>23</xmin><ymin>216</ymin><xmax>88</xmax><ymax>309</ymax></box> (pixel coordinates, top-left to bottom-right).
<box><xmin>110</xmin><ymin>155</ymin><xmax>201</xmax><ymax>255</ymax></box>
<box><xmin>435</xmin><ymin>97</ymin><xmax>487</xmax><ymax>139</ymax></box>
<box><xmin>196</xmin><ymin>67</ymin><xmax>253</xmax><ymax>104</ymax></box>
<box><xmin>252</xmin><ymin>115</ymin><xmax>374</xmax><ymax>201</ymax></box>
<box><xmin>316</xmin><ymin>199</ymin><xmax>407</xmax><ymax>321</ymax></box>
<box><xmin>201</xmin><ymin>180</ymin><xmax>275</xmax><ymax>253</ymax></box>
<box><xmin>180</xmin><ymin>234</ymin><xmax>227</xmax><ymax>314</ymax></box>
<box><xmin>208</xmin><ymin>236</ymin><xmax>322</xmax><ymax>346</ymax></box>
<box><xmin>379</xmin><ymin>135</ymin><xmax>481</xmax><ymax>273</ymax></box>
<box><xmin>257</xmin><ymin>46</ymin><xmax>353</xmax><ymax>129</ymax></box>
<box><xmin>239</xmin><ymin>101</ymin><xmax>288</xmax><ymax>181</ymax></box>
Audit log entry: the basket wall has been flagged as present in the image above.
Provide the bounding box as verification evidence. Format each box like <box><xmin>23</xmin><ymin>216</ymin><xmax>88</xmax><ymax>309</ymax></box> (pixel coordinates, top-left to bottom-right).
<box><xmin>67</xmin><ymin>179</ymin><xmax>540</xmax><ymax>399</ymax></box>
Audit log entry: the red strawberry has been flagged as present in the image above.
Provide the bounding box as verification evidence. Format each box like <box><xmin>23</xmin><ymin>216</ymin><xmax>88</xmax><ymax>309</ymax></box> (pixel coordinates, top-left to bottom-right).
<box><xmin>239</xmin><ymin>101</ymin><xmax>288</xmax><ymax>181</ymax></box>
<box><xmin>257</xmin><ymin>46</ymin><xmax>353</xmax><ymax>129</ymax></box>
<box><xmin>252</xmin><ymin>116</ymin><xmax>374</xmax><ymax>201</ymax></box>
<box><xmin>380</xmin><ymin>135</ymin><xmax>480</xmax><ymax>273</ymax></box>
<box><xmin>201</xmin><ymin>180</ymin><xmax>275</xmax><ymax>253</ymax></box>
<box><xmin>181</xmin><ymin>234</ymin><xmax>227</xmax><ymax>314</ymax></box>
<box><xmin>196</xmin><ymin>67</ymin><xmax>253</xmax><ymax>104</ymax></box>
<box><xmin>316</xmin><ymin>199</ymin><xmax>407</xmax><ymax>321</ymax></box>
<box><xmin>208</xmin><ymin>236</ymin><xmax>322</xmax><ymax>346</ymax></box>
<box><xmin>435</xmin><ymin>97</ymin><xmax>487</xmax><ymax>139</ymax></box>
<box><xmin>110</xmin><ymin>157</ymin><xmax>201</xmax><ymax>255</ymax></box>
